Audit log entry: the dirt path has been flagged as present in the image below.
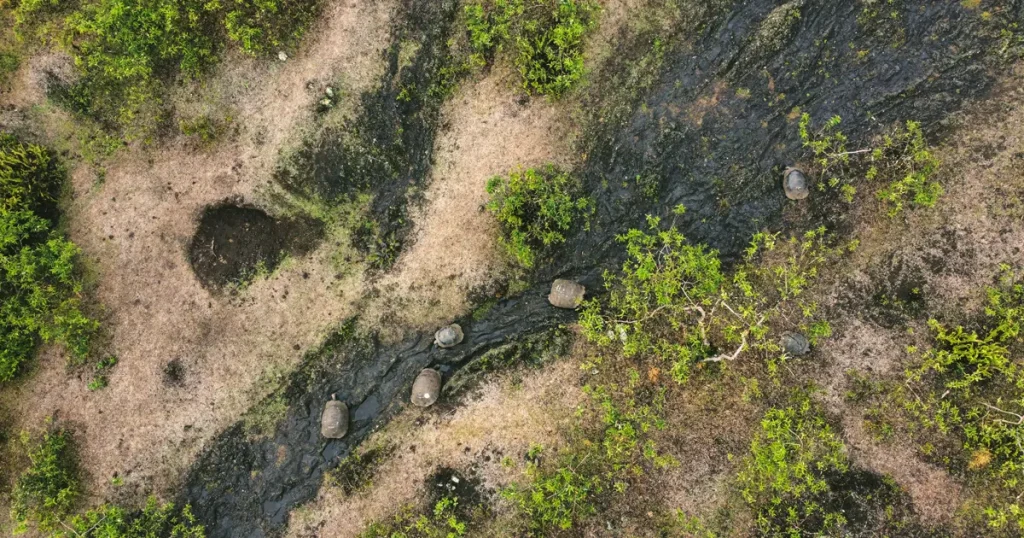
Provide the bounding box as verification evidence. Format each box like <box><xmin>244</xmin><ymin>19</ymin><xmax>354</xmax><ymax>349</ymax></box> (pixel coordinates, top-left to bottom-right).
<box><xmin>362</xmin><ymin>64</ymin><xmax>574</xmax><ymax>334</ymax></box>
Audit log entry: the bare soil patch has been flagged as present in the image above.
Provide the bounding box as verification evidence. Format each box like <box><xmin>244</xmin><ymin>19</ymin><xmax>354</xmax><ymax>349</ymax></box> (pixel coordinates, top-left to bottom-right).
<box><xmin>188</xmin><ymin>203</ymin><xmax>324</xmax><ymax>289</ymax></box>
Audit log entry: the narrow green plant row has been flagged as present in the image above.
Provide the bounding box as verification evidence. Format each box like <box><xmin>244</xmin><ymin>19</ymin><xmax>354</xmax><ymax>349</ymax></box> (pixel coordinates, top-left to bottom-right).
<box><xmin>463</xmin><ymin>0</ymin><xmax>600</xmax><ymax>96</ymax></box>
<box><xmin>10</xmin><ymin>425</ymin><xmax>205</xmax><ymax>537</ymax></box>
<box><xmin>799</xmin><ymin>113</ymin><xmax>942</xmax><ymax>216</ymax></box>
<box><xmin>0</xmin><ymin>134</ymin><xmax>97</xmax><ymax>382</ymax></box>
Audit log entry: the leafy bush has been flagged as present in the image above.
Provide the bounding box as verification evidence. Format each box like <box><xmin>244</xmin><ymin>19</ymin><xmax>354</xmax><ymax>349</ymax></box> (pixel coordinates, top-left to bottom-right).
<box><xmin>515</xmin><ymin>0</ymin><xmax>597</xmax><ymax>96</ymax></box>
<box><xmin>0</xmin><ymin>136</ymin><xmax>96</xmax><ymax>381</ymax></box>
<box><xmin>463</xmin><ymin>0</ymin><xmax>599</xmax><ymax>97</ymax></box>
<box><xmin>55</xmin><ymin>498</ymin><xmax>205</xmax><ymax>538</ymax></box>
<box><xmin>0</xmin><ymin>134</ymin><xmax>65</xmax><ymax>217</ymax></box>
<box><xmin>501</xmin><ymin>381</ymin><xmax>673</xmax><ymax>532</ymax></box>
<box><xmin>736</xmin><ymin>398</ymin><xmax>849</xmax><ymax>535</ymax></box>
<box><xmin>485</xmin><ymin>165</ymin><xmax>591</xmax><ymax>268</ymax></box>
<box><xmin>580</xmin><ymin>215</ymin><xmax>844</xmax><ymax>384</ymax></box>
<box><xmin>871</xmin><ymin>120</ymin><xmax>942</xmax><ymax>216</ymax></box>
<box><xmin>799</xmin><ymin>114</ymin><xmax>941</xmax><ymax>215</ymax></box>
<box><xmin>10</xmin><ymin>429</ymin><xmax>79</xmax><ymax>534</ymax></box>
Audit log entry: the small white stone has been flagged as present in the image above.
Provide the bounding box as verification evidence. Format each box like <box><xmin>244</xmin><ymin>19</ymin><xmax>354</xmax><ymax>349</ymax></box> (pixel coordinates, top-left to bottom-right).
<box><xmin>278</xmin><ymin>51</ymin><xmax>288</xmax><ymax>61</ymax></box>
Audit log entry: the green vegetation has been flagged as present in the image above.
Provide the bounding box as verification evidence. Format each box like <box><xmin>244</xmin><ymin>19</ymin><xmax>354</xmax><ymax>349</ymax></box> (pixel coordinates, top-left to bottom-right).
<box><xmin>846</xmin><ymin>266</ymin><xmax>1024</xmax><ymax>533</ymax></box>
<box><xmin>10</xmin><ymin>425</ymin><xmax>204</xmax><ymax>537</ymax></box>
<box><xmin>241</xmin><ymin>393</ymin><xmax>289</xmax><ymax>440</ymax></box>
<box><xmin>328</xmin><ymin>443</ymin><xmax>395</xmax><ymax>496</ymax></box>
<box><xmin>1</xmin><ymin>134</ymin><xmax>97</xmax><ymax>382</ymax></box>
<box><xmin>799</xmin><ymin>114</ymin><xmax>942</xmax><ymax>215</ymax></box>
<box><xmin>10</xmin><ymin>429</ymin><xmax>79</xmax><ymax>534</ymax></box>
<box><xmin>736</xmin><ymin>397</ymin><xmax>849</xmax><ymax>535</ymax></box>
<box><xmin>580</xmin><ymin>212</ymin><xmax>845</xmax><ymax>384</ymax></box>
<box><xmin>870</xmin><ymin>120</ymin><xmax>943</xmax><ymax>217</ymax></box>
<box><xmin>87</xmin><ymin>355</ymin><xmax>118</xmax><ymax>391</ymax></box>
<box><xmin>55</xmin><ymin>499</ymin><xmax>204</xmax><ymax>538</ymax></box>
<box><xmin>359</xmin><ymin>497</ymin><xmax>472</xmax><ymax>538</ymax></box>
<box><xmin>463</xmin><ymin>0</ymin><xmax>599</xmax><ymax>96</ymax></box>
<box><xmin>16</xmin><ymin>0</ymin><xmax>320</xmax><ymax>139</ymax></box>
<box><xmin>485</xmin><ymin>165</ymin><xmax>592</xmax><ymax>269</ymax></box>
<box><xmin>502</xmin><ymin>382</ymin><xmax>674</xmax><ymax>532</ymax></box>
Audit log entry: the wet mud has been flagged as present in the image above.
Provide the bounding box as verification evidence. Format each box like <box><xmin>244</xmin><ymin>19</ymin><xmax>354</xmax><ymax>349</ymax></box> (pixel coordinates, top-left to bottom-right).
<box><xmin>182</xmin><ymin>1</ymin><xmax>1024</xmax><ymax>536</ymax></box>
<box><xmin>187</xmin><ymin>203</ymin><xmax>323</xmax><ymax>290</ymax></box>
<box><xmin>182</xmin><ymin>286</ymin><xmax>574</xmax><ymax>538</ymax></box>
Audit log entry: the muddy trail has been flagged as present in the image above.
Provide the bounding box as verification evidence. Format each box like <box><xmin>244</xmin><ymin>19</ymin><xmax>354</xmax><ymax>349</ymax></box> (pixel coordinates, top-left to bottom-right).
<box><xmin>181</xmin><ymin>1</ymin><xmax>1023</xmax><ymax>536</ymax></box>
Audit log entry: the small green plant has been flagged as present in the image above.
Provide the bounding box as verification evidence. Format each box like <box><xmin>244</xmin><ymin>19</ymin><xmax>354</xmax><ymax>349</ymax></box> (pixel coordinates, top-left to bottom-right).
<box><xmin>179</xmin><ymin>114</ymin><xmax>232</xmax><ymax>145</ymax></box>
<box><xmin>360</xmin><ymin>497</ymin><xmax>470</xmax><ymax>538</ymax></box>
<box><xmin>485</xmin><ymin>165</ymin><xmax>591</xmax><ymax>269</ymax></box>
<box><xmin>11</xmin><ymin>429</ymin><xmax>79</xmax><ymax>534</ymax></box>
<box><xmin>55</xmin><ymin>497</ymin><xmax>205</xmax><ymax>538</ymax></box>
<box><xmin>0</xmin><ymin>50</ymin><xmax>21</xmax><ymax>88</ymax></box>
<box><xmin>329</xmin><ymin>443</ymin><xmax>395</xmax><ymax>495</ymax></box>
<box><xmin>871</xmin><ymin>121</ymin><xmax>942</xmax><ymax>216</ymax></box>
<box><xmin>798</xmin><ymin>114</ymin><xmax>941</xmax><ymax>216</ymax></box>
<box><xmin>87</xmin><ymin>356</ymin><xmax>117</xmax><ymax>390</ymax></box>
<box><xmin>736</xmin><ymin>397</ymin><xmax>850</xmax><ymax>536</ymax></box>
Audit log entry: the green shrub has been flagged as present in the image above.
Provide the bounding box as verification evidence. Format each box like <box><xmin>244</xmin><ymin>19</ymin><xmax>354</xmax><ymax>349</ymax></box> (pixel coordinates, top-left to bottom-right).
<box><xmin>501</xmin><ymin>382</ymin><xmax>672</xmax><ymax>532</ymax></box>
<box><xmin>359</xmin><ymin>497</ymin><xmax>469</xmax><ymax>538</ymax></box>
<box><xmin>0</xmin><ymin>134</ymin><xmax>65</xmax><ymax>217</ymax></box>
<box><xmin>463</xmin><ymin>0</ymin><xmax>599</xmax><ymax>97</ymax></box>
<box><xmin>515</xmin><ymin>0</ymin><xmax>597</xmax><ymax>96</ymax></box>
<box><xmin>485</xmin><ymin>165</ymin><xmax>591</xmax><ymax>268</ymax></box>
<box><xmin>579</xmin><ymin>215</ymin><xmax>723</xmax><ymax>382</ymax></box>
<box><xmin>736</xmin><ymin>398</ymin><xmax>850</xmax><ymax>536</ymax></box>
<box><xmin>580</xmin><ymin>215</ymin><xmax>844</xmax><ymax>384</ymax></box>
<box><xmin>0</xmin><ymin>135</ymin><xmax>97</xmax><ymax>382</ymax></box>
<box><xmin>871</xmin><ymin>120</ymin><xmax>942</xmax><ymax>216</ymax></box>
<box><xmin>798</xmin><ymin>114</ymin><xmax>942</xmax><ymax>215</ymax></box>
<box><xmin>857</xmin><ymin>266</ymin><xmax>1024</xmax><ymax>531</ymax></box>
<box><xmin>55</xmin><ymin>498</ymin><xmax>205</xmax><ymax>538</ymax></box>
<box><xmin>10</xmin><ymin>429</ymin><xmax>79</xmax><ymax>534</ymax></box>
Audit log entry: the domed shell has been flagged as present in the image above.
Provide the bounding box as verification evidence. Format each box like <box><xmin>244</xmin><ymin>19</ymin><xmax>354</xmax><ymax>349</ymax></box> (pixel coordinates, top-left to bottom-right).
<box><xmin>548</xmin><ymin>279</ymin><xmax>585</xmax><ymax>309</ymax></box>
<box><xmin>411</xmin><ymin>368</ymin><xmax>442</xmax><ymax>408</ymax></box>
<box><xmin>434</xmin><ymin>324</ymin><xmax>464</xmax><ymax>349</ymax></box>
<box><xmin>320</xmin><ymin>398</ymin><xmax>349</xmax><ymax>439</ymax></box>
<box><xmin>783</xmin><ymin>168</ymin><xmax>810</xmax><ymax>200</ymax></box>
<box><xmin>781</xmin><ymin>332</ymin><xmax>811</xmax><ymax>356</ymax></box>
